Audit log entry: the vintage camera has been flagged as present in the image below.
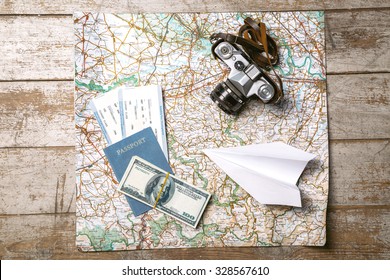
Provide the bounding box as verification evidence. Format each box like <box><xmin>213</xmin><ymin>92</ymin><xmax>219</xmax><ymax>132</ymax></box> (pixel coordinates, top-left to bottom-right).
<box><xmin>210</xmin><ymin>41</ymin><xmax>282</xmax><ymax>114</ymax></box>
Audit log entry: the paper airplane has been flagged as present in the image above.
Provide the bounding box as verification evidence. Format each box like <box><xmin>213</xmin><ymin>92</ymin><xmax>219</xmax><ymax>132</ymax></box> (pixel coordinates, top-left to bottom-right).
<box><xmin>203</xmin><ymin>142</ymin><xmax>316</xmax><ymax>207</ymax></box>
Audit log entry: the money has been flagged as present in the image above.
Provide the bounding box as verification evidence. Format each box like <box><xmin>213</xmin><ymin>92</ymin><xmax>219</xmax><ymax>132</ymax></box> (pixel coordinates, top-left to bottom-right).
<box><xmin>118</xmin><ymin>156</ymin><xmax>211</xmax><ymax>228</ymax></box>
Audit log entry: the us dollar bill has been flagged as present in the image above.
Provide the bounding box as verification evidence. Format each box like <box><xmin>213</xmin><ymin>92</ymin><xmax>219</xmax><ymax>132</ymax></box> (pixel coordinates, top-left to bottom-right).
<box><xmin>118</xmin><ymin>156</ymin><xmax>211</xmax><ymax>228</ymax></box>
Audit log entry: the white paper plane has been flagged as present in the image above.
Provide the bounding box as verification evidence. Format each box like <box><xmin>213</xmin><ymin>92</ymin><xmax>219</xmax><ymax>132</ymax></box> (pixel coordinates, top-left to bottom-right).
<box><xmin>203</xmin><ymin>142</ymin><xmax>316</xmax><ymax>207</ymax></box>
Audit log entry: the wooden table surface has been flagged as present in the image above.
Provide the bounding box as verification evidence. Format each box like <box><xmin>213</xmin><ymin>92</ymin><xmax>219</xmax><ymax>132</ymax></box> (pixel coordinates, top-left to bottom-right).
<box><xmin>0</xmin><ymin>1</ymin><xmax>389</xmax><ymax>260</ymax></box>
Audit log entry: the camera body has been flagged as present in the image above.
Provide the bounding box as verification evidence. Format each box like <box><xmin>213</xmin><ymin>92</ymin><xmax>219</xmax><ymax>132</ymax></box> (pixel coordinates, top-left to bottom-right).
<box><xmin>211</xmin><ymin>41</ymin><xmax>282</xmax><ymax>114</ymax></box>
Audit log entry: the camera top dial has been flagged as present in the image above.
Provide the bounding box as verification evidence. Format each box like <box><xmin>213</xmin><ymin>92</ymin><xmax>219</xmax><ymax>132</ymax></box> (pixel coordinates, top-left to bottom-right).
<box><xmin>216</xmin><ymin>42</ymin><xmax>234</xmax><ymax>59</ymax></box>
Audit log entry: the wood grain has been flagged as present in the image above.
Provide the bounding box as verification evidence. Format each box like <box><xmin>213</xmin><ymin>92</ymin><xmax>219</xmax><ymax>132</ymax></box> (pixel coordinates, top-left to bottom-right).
<box><xmin>1</xmin><ymin>207</ymin><xmax>388</xmax><ymax>259</ymax></box>
<box><xmin>328</xmin><ymin>140</ymin><xmax>390</xmax><ymax>206</ymax></box>
<box><xmin>1</xmin><ymin>140</ymin><xmax>388</xmax><ymax>215</ymax></box>
<box><xmin>0</xmin><ymin>10</ymin><xmax>389</xmax><ymax>81</ymax></box>
<box><xmin>0</xmin><ymin>2</ymin><xmax>389</xmax><ymax>260</ymax></box>
<box><xmin>0</xmin><ymin>73</ymin><xmax>387</xmax><ymax>149</ymax></box>
<box><xmin>0</xmin><ymin>147</ymin><xmax>76</xmax><ymax>215</ymax></box>
<box><xmin>327</xmin><ymin>73</ymin><xmax>390</xmax><ymax>140</ymax></box>
<box><xmin>0</xmin><ymin>0</ymin><xmax>389</xmax><ymax>14</ymax></box>
<box><xmin>0</xmin><ymin>15</ymin><xmax>73</xmax><ymax>80</ymax></box>
<box><xmin>0</xmin><ymin>81</ymin><xmax>74</xmax><ymax>147</ymax></box>
<box><xmin>325</xmin><ymin>10</ymin><xmax>390</xmax><ymax>73</ymax></box>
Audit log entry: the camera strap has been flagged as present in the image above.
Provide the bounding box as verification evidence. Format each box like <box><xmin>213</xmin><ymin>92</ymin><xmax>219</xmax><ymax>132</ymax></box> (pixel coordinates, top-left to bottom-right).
<box><xmin>210</xmin><ymin>17</ymin><xmax>284</xmax><ymax>101</ymax></box>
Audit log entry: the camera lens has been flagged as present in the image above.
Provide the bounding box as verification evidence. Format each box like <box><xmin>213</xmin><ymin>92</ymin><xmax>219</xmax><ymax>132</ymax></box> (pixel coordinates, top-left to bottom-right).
<box><xmin>210</xmin><ymin>82</ymin><xmax>247</xmax><ymax>114</ymax></box>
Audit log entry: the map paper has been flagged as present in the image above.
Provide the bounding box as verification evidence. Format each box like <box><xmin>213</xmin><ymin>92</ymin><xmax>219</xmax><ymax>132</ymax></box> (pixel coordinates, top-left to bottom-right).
<box><xmin>74</xmin><ymin>12</ymin><xmax>328</xmax><ymax>251</ymax></box>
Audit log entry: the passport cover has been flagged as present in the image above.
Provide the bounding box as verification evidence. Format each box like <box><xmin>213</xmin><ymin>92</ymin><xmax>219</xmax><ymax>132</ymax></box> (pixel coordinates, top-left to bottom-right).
<box><xmin>103</xmin><ymin>127</ymin><xmax>173</xmax><ymax>216</ymax></box>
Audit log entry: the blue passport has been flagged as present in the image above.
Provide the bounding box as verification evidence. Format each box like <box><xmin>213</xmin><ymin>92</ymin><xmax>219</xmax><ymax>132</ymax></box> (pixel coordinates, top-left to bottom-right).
<box><xmin>103</xmin><ymin>127</ymin><xmax>173</xmax><ymax>216</ymax></box>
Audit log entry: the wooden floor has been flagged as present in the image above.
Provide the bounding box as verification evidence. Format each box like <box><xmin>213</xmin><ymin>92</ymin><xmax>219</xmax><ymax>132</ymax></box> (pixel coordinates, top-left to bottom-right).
<box><xmin>0</xmin><ymin>1</ymin><xmax>389</xmax><ymax>259</ymax></box>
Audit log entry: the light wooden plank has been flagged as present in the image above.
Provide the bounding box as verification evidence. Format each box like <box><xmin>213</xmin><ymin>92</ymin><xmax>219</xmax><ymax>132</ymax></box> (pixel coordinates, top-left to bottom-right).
<box><xmin>0</xmin><ymin>10</ymin><xmax>389</xmax><ymax>81</ymax></box>
<box><xmin>0</xmin><ymin>147</ymin><xmax>76</xmax><ymax>215</ymax></box>
<box><xmin>329</xmin><ymin>140</ymin><xmax>390</xmax><ymax>206</ymax></box>
<box><xmin>327</xmin><ymin>73</ymin><xmax>390</xmax><ymax>140</ymax></box>
<box><xmin>1</xmin><ymin>207</ymin><xmax>388</xmax><ymax>259</ymax></box>
<box><xmin>0</xmin><ymin>81</ymin><xmax>74</xmax><ymax>147</ymax></box>
<box><xmin>1</xmin><ymin>140</ymin><xmax>388</xmax><ymax>215</ymax></box>
<box><xmin>0</xmin><ymin>0</ymin><xmax>389</xmax><ymax>14</ymax></box>
<box><xmin>325</xmin><ymin>10</ymin><xmax>390</xmax><ymax>73</ymax></box>
<box><xmin>294</xmin><ymin>206</ymin><xmax>390</xmax><ymax>259</ymax></box>
<box><xmin>0</xmin><ymin>73</ymin><xmax>387</xmax><ymax>149</ymax></box>
<box><xmin>0</xmin><ymin>15</ymin><xmax>74</xmax><ymax>80</ymax></box>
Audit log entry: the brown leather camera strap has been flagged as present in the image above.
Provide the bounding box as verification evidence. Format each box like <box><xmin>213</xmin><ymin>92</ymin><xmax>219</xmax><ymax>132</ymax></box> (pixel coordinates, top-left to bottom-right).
<box><xmin>210</xmin><ymin>17</ymin><xmax>283</xmax><ymax>101</ymax></box>
<box><xmin>239</xmin><ymin>17</ymin><xmax>278</xmax><ymax>68</ymax></box>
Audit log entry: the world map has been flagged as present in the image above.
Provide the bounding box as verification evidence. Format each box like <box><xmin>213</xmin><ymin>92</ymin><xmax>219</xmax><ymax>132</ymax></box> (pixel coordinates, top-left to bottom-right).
<box><xmin>74</xmin><ymin>11</ymin><xmax>328</xmax><ymax>251</ymax></box>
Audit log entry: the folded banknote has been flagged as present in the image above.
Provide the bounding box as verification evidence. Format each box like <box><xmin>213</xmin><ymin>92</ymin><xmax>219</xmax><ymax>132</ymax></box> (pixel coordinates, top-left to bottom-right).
<box><xmin>118</xmin><ymin>156</ymin><xmax>211</xmax><ymax>228</ymax></box>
